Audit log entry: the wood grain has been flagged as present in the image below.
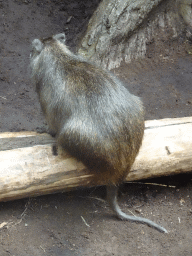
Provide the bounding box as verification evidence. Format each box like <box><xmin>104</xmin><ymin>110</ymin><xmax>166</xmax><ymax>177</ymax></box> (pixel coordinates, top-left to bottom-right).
<box><xmin>0</xmin><ymin>117</ymin><xmax>191</xmax><ymax>202</ymax></box>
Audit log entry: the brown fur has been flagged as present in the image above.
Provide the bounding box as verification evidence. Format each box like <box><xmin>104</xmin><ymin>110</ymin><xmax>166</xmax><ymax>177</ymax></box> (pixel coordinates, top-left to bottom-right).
<box><xmin>30</xmin><ymin>33</ymin><xmax>144</xmax><ymax>186</ymax></box>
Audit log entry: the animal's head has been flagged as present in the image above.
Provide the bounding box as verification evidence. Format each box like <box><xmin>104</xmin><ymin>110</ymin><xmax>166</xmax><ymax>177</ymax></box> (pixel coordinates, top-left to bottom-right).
<box><xmin>30</xmin><ymin>33</ymin><xmax>66</xmax><ymax>59</ymax></box>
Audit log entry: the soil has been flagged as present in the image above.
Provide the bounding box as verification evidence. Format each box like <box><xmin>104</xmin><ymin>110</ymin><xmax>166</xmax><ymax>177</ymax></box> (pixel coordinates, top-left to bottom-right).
<box><xmin>0</xmin><ymin>1</ymin><xmax>192</xmax><ymax>255</ymax></box>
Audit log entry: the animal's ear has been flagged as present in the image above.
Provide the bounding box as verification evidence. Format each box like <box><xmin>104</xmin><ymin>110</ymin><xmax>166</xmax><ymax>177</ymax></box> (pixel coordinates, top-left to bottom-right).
<box><xmin>53</xmin><ymin>33</ymin><xmax>66</xmax><ymax>44</ymax></box>
<box><xmin>32</xmin><ymin>39</ymin><xmax>43</xmax><ymax>53</ymax></box>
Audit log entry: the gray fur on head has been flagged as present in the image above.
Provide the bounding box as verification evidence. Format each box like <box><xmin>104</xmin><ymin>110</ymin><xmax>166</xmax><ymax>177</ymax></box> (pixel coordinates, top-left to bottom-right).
<box><xmin>53</xmin><ymin>33</ymin><xmax>66</xmax><ymax>44</ymax></box>
<box><xmin>32</xmin><ymin>39</ymin><xmax>43</xmax><ymax>53</ymax></box>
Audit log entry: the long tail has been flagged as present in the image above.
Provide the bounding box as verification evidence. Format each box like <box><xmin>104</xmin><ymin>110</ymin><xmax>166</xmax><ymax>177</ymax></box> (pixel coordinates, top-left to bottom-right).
<box><xmin>107</xmin><ymin>185</ymin><xmax>168</xmax><ymax>233</ymax></box>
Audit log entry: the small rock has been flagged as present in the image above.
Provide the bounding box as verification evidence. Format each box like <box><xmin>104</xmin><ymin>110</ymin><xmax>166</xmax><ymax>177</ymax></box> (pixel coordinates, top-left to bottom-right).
<box><xmin>180</xmin><ymin>199</ymin><xmax>185</xmax><ymax>205</ymax></box>
<box><xmin>66</xmin><ymin>16</ymin><xmax>72</xmax><ymax>24</ymax></box>
<box><xmin>135</xmin><ymin>209</ymin><xmax>142</xmax><ymax>214</ymax></box>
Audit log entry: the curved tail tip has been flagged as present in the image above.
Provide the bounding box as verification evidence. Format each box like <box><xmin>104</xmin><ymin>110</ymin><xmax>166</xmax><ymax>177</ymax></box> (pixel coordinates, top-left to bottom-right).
<box><xmin>162</xmin><ymin>228</ymin><xmax>168</xmax><ymax>234</ymax></box>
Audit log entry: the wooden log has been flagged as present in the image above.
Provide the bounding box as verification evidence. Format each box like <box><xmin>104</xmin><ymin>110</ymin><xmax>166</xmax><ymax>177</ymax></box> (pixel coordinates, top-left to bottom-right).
<box><xmin>0</xmin><ymin>117</ymin><xmax>192</xmax><ymax>202</ymax></box>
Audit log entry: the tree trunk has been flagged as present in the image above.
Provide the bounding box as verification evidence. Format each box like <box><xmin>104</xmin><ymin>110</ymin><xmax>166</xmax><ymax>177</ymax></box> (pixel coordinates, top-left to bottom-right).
<box><xmin>0</xmin><ymin>117</ymin><xmax>191</xmax><ymax>202</ymax></box>
<box><xmin>78</xmin><ymin>0</ymin><xmax>191</xmax><ymax>70</ymax></box>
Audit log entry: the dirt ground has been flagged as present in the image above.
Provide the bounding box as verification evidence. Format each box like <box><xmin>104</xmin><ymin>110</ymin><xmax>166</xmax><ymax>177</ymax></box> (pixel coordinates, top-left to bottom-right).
<box><xmin>0</xmin><ymin>1</ymin><xmax>192</xmax><ymax>255</ymax></box>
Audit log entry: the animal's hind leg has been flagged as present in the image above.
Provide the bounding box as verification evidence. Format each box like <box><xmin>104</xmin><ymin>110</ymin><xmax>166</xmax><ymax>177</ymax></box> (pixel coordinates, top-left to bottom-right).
<box><xmin>107</xmin><ymin>185</ymin><xmax>168</xmax><ymax>233</ymax></box>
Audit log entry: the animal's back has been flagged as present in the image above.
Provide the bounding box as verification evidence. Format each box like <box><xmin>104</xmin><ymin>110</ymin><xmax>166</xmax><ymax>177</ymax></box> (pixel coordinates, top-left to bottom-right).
<box><xmin>57</xmin><ymin>57</ymin><xmax>144</xmax><ymax>184</ymax></box>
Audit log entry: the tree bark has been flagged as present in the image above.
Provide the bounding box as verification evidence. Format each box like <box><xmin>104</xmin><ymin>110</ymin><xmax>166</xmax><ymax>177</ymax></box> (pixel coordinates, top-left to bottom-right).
<box><xmin>78</xmin><ymin>0</ymin><xmax>191</xmax><ymax>70</ymax></box>
<box><xmin>0</xmin><ymin>117</ymin><xmax>191</xmax><ymax>202</ymax></box>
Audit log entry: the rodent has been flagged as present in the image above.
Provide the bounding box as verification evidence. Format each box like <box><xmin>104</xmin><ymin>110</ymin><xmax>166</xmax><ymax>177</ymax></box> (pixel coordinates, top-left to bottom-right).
<box><xmin>30</xmin><ymin>33</ymin><xmax>167</xmax><ymax>233</ymax></box>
